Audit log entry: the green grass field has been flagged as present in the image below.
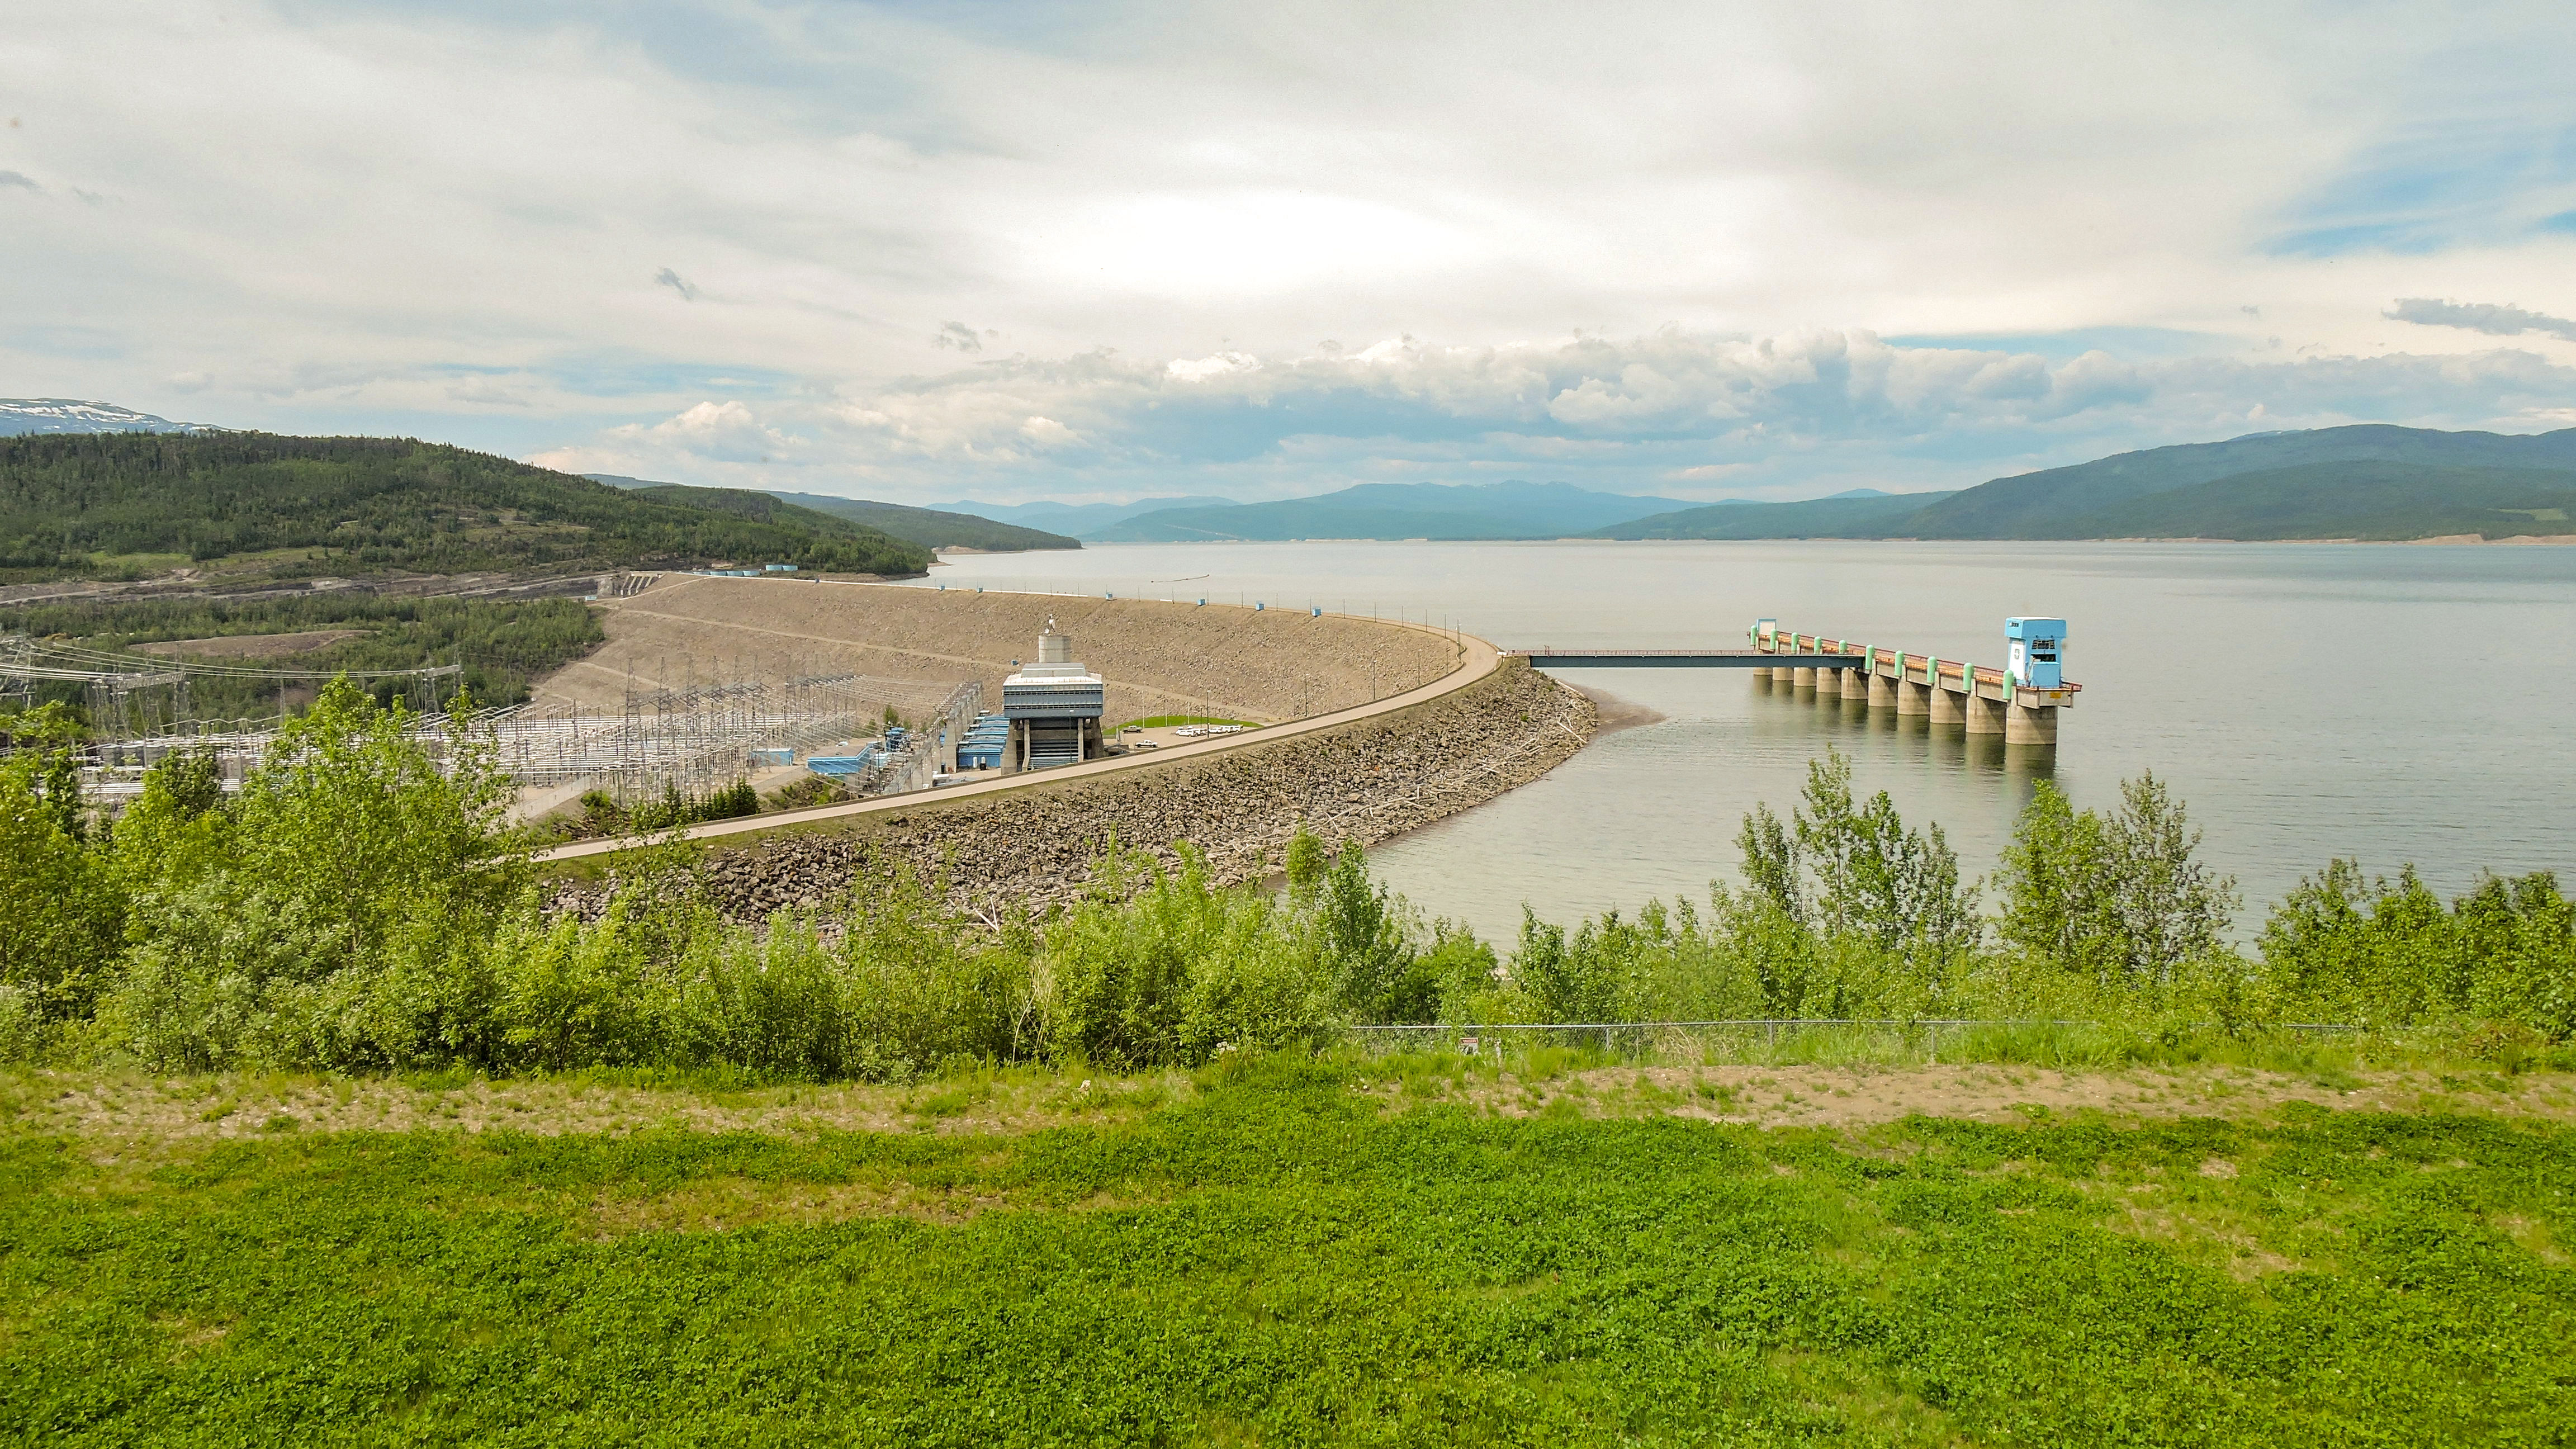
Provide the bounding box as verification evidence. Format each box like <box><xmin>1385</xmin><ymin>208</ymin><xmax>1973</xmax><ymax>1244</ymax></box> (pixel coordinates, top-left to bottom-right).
<box><xmin>6</xmin><ymin>1055</ymin><xmax>2572</xmax><ymax>1446</ymax></box>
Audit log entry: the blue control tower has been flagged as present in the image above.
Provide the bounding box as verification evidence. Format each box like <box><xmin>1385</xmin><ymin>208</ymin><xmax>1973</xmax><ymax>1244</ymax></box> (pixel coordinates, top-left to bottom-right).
<box><xmin>2005</xmin><ymin>617</ymin><xmax>2065</xmax><ymax>689</ymax></box>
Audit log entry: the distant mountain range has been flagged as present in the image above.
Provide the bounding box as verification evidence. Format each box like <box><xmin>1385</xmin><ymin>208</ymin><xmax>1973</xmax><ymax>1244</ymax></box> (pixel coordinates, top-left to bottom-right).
<box><xmin>1082</xmin><ymin>481</ymin><xmax>1696</xmax><ymax>542</ymax></box>
<box><xmin>1603</xmin><ymin>425</ymin><xmax>2576</xmax><ymax>541</ymax></box>
<box><xmin>931</xmin><ymin>481</ymin><xmax>1935</xmax><ymax>543</ymax></box>
<box><xmin>931</xmin><ymin>495</ymin><xmax>1243</xmax><ymax>536</ymax></box>
<box><xmin>585</xmin><ymin>476</ymin><xmax>1078</xmax><ymax>552</ymax></box>
<box><xmin>0</xmin><ymin>399</ymin><xmax>207</xmax><ymax>435</ymax></box>
<box><xmin>20</xmin><ymin>399</ymin><xmax>2571</xmax><ymax>547</ymax></box>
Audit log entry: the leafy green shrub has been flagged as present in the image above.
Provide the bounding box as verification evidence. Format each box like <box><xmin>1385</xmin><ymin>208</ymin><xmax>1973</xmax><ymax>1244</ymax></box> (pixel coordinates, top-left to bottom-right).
<box><xmin>2262</xmin><ymin>861</ymin><xmax>2575</xmax><ymax>1038</ymax></box>
<box><xmin>99</xmin><ymin>680</ymin><xmax>524</xmax><ymax>1071</ymax></box>
<box><xmin>0</xmin><ymin>746</ymin><xmax>122</xmax><ymax>1024</ymax></box>
<box><xmin>1046</xmin><ymin>845</ymin><xmax>1329</xmax><ymax>1067</ymax></box>
<box><xmin>834</xmin><ymin>868</ymin><xmax>1036</xmax><ymax>1079</ymax></box>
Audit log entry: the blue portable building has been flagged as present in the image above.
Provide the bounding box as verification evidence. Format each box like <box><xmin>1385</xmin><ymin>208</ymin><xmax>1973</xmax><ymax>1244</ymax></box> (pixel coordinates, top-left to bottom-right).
<box><xmin>2005</xmin><ymin>617</ymin><xmax>2066</xmax><ymax>689</ymax></box>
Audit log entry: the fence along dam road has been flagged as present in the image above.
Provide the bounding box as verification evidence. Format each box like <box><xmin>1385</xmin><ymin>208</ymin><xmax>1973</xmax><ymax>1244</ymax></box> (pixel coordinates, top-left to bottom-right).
<box><xmin>534</xmin><ymin>607</ymin><xmax>2072</xmax><ymax>864</ymax></box>
<box><xmin>1510</xmin><ymin>615</ymin><xmax>2078</xmax><ymax>749</ymax></box>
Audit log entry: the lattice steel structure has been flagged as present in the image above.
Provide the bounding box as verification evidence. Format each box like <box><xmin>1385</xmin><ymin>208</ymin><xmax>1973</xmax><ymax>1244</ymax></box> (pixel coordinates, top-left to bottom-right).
<box><xmin>6</xmin><ymin>633</ymin><xmax>982</xmax><ymax>807</ymax></box>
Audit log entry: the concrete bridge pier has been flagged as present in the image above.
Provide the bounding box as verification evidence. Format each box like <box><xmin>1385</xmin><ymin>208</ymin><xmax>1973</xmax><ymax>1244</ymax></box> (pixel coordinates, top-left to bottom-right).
<box><xmin>1868</xmin><ymin>673</ymin><xmax>1897</xmax><ymax>708</ymax></box>
<box><xmin>1929</xmin><ymin>684</ymin><xmax>1967</xmax><ymax>726</ymax></box>
<box><xmin>1840</xmin><ymin>668</ymin><xmax>1869</xmax><ymax>702</ymax></box>
<box><xmin>1896</xmin><ymin>679</ymin><xmax>1931</xmax><ymax>716</ymax></box>
<box><xmin>2007</xmin><ymin>703</ymin><xmax>2059</xmax><ymax>746</ymax></box>
<box><xmin>1964</xmin><ymin>693</ymin><xmax>2007</xmax><ymax>736</ymax></box>
<box><xmin>1791</xmin><ymin>666</ymin><xmax>1817</xmax><ymax>689</ymax></box>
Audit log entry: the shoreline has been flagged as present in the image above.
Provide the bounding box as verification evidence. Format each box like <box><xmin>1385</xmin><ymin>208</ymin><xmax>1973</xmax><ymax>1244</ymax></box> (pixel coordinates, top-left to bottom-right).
<box><xmin>1570</xmin><ymin>682</ymin><xmax>1666</xmax><ymax>736</ymax></box>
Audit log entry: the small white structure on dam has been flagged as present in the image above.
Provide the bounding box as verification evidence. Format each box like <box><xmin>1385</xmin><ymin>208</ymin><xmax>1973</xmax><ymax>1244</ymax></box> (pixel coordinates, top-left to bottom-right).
<box><xmin>1000</xmin><ymin>619</ymin><xmax>1106</xmax><ymax>771</ymax></box>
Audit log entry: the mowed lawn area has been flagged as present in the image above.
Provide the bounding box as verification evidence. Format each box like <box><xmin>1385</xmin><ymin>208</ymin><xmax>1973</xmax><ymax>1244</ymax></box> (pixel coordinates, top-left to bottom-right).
<box><xmin>7</xmin><ymin>1059</ymin><xmax>2573</xmax><ymax>1446</ymax></box>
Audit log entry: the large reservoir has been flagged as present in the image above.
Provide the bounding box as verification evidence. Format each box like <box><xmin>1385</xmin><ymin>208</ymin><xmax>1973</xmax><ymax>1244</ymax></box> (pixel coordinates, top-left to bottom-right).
<box><xmin>910</xmin><ymin>541</ymin><xmax>2576</xmax><ymax>940</ymax></box>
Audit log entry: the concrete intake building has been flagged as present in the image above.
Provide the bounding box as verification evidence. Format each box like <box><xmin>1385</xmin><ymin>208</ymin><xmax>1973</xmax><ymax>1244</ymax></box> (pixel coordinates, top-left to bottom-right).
<box><xmin>1000</xmin><ymin>621</ymin><xmax>1106</xmax><ymax>771</ymax></box>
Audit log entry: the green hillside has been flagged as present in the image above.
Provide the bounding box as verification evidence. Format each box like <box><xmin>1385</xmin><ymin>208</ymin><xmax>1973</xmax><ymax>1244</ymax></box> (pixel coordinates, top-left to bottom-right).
<box><xmin>0</xmin><ymin>434</ymin><xmax>932</xmax><ymax>583</ymax></box>
<box><xmin>589</xmin><ymin>475</ymin><xmax>1078</xmax><ymax>551</ymax></box>
<box><xmin>2068</xmin><ymin>462</ymin><xmax>2576</xmax><ymax>541</ymax></box>
<box><xmin>1905</xmin><ymin>424</ymin><xmax>2576</xmax><ymax>538</ymax></box>
<box><xmin>757</xmin><ymin>490</ymin><xmax>1079</xmax><ymax>551</ymax></box>
<box><xmin>1594</xmin><ymin>425</ymin><xmax>2576</xmax><ymax>541</ymax></box>
<box><xmin>1596</xmin><ymin>491</ymin><xmax>1957</xmax><ymax>539</ymax></box>
<box><xmin>617</xmin><ymin>482</ymin><xmax>898</xmax><ymax>538</ymax></box>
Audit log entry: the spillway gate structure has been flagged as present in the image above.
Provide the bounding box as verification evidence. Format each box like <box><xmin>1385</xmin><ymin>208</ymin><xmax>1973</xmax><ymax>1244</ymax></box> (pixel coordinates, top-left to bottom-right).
<box><xmin>1505</xmin><ymin>617</ymin><xmax>2079</xmax><ymax>747</ymax></box>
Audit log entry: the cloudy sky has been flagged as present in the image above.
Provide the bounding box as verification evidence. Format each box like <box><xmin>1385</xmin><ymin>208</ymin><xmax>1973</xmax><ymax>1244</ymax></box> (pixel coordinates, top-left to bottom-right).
<box><xmin>8</xmin><ymin>1</ymin><xmax>2576</xmax><ymax>504</ymax></box>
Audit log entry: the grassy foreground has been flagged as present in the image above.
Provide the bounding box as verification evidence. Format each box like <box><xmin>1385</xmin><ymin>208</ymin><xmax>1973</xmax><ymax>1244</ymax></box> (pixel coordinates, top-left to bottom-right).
<box><xmin>7</xmin><ymin>1056</ymin><xmax>2574</xmax><ymax>1446</ymax></box>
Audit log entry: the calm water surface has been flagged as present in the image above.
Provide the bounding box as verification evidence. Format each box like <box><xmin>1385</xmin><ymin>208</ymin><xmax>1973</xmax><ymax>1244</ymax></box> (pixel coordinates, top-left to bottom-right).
<box><xmin>913</xmin><ymin>541</ymin><xmax>2576</xmax><ymax>940</ymax></box>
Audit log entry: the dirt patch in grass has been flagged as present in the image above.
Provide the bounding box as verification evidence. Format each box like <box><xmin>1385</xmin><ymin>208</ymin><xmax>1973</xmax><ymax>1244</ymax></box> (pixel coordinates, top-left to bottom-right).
<box><xmin>1</xmin><ymin>1068</ymin><xmax>1197</xmax><ymax>1153</ymax></box>
<box><xmin>1347</xmin><ymin>1062</ymin><xmax>2576</xmax><ymax>1131</ymax></box>
<box><xmin>14</xmin><ymin>1062</ymin><xmax>2575</xmax><ymax>1159</ymax></box>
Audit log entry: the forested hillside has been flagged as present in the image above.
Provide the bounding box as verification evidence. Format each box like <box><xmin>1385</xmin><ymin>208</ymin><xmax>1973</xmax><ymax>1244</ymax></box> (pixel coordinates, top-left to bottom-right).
<box><xmin>759</xmin><ymin>490</ymin><xmax>1079</xmax><ymax>551</ymax></box>
<box><xmin>0</xmin><ymin>593</ymin><xmax>603</xmax><ymax>713</ymax></box>
<box><xmin>1903</xmin><ymin>423</ymin><xmax>2576</xmax><ymax>538</ymax></box>
<box><xmin>0</xmin><ymin>434</ymin><xmax>932</xmax><ymax>582</ymax></box>
<box><xmin>598</xmin><ymin>478</ymin><xmax>1078</xmax><ymax>551</ymax></box>
<box><xmin>1595</xmin><ymin>424</ymin><xmax>2576</xmax><ymax>541</ymax></box>
<box><xmin>2057</xmin><ymin>461</ymin><xmax>2576</xmax><ymax>540</ymax></box>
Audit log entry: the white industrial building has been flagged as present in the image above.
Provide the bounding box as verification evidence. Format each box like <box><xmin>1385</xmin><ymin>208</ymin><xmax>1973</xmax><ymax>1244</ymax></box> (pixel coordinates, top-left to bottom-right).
<box><xmin>1000</xmin><ymin>621</ymin><xmax>1105</xmax><ymax>770</ymax></box>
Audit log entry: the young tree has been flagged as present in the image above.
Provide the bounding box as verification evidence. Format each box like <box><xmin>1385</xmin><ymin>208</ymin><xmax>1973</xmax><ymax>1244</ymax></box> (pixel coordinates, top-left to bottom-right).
<box><xmin>1997</xmin><ymin>774</ymin><xmax>2237</xmax><ymax>991</ymax></box>
<box><xmin>1996</xmin><ymin>781</ymin><xmax>2119</xmax><ymax>980</ymax></box>
<box><xmin>1283</xmin><ymin>821</ymin><xmax>1329</xmax><ymax>902</ymax></box>
<box><xmin>109</xmin><ymin>748</ymin><xmax>232</xmax><ymax>893</ymax></box>
<box><xmin>1736</xmin><ymin>750</ymin><xmax>1980</xmax><ymax>959</ymax></box>
<box><xmin>2110</xmin><ymin>773</ymin><xmax>2237</xmax><ymax>988</ymax></box>
<box><xmin>0</xmin><ymin>749</ymin><xmax>122</xmax><ymax>1022</ymax></box>
<box><xmin>1318</xmin><ymin>841</ymin><xmax>1437</xmax><ymax>1023</ymax></box>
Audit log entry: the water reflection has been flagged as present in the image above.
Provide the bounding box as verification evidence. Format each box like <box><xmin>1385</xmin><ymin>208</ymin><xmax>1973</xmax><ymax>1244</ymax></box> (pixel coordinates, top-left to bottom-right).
<box><xmin>1751</xmin><ymin>673</ymin><xmax>2055</xmax><ymax>795</ymax></box>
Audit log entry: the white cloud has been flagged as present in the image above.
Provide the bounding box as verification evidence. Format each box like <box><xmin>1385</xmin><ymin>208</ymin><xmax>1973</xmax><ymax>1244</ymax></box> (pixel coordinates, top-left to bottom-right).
<box><xmin>2387</xmin><ymin>297</ymin><xmax>2576</xmax><ymax>343</ymax></box>
<box><xmin>3</xmin><ymin>2</ymin><xmax>2574</xmax><ymax>500</ymax></box>
<box><xmin>530</xmin><ymin>328</ymin><xmax>2576</xmax><ymax>501</ymax></box>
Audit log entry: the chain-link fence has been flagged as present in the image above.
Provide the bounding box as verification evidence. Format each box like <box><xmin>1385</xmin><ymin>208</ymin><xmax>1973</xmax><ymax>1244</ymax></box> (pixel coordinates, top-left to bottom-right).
<box><xmin>1341</xmin><ymin>1019</ymin><xmax>2362</xmax><ymax>1063</ymax></box>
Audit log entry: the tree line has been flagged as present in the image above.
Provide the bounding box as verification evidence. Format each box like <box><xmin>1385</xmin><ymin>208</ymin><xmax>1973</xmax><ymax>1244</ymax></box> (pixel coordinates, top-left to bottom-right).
<box><xmin>1</xmin><ymin>686</ymin><xmax>2568</xmax><ymax>1076</ymax></box>
<box><xmin>2</xmin><ymin>594</ymin><xmax>605</xmax><ymax>718</ymax></box>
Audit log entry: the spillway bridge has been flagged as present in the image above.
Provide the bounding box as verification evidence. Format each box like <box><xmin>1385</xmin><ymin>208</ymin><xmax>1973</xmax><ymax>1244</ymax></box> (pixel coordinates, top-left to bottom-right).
<box><xmin>1507</xmin><ymin>617</ymin><xmax>2077</xmax><ymax>746</ymax></box>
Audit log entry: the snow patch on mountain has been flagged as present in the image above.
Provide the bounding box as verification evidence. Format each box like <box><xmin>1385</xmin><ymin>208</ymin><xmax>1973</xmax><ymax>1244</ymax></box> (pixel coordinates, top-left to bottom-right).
<box><xmin>0</xmin><ymin>399</ymin><xmax>209</xmax><ymax>435</ymax></box>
